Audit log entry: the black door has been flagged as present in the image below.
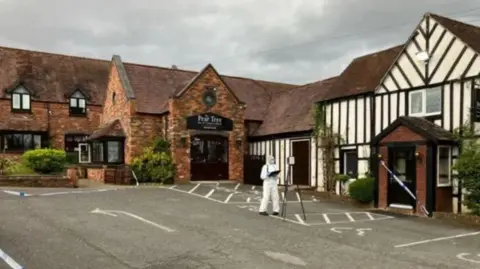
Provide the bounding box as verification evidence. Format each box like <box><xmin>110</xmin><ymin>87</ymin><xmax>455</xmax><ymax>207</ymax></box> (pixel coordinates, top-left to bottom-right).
<box><xmin>291</xmin><ymin>140</ymin><xmax>310</xmax><ymax>185</ymax></box>
<box><xmin>388</xmin><ymin>146</ymin><xmax>416</xmax><ymax>207</ymax></box>
<box><xmin>190</xmin><ymin>135</ymin><xmax>229</xmax><ymax>181</ymax></box>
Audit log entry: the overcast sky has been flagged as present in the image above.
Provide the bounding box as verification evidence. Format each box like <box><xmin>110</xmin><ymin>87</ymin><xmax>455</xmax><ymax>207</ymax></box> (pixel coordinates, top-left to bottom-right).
<box><xmin>0</xmin><ymin>0</ymin><xmax>479</xmax><ymax>85</ymax></box>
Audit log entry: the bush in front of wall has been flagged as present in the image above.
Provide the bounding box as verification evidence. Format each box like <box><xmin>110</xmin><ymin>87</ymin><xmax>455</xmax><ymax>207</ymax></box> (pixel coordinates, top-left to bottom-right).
<box><xmin>453</xmin><ymin>140</ymin><xmax>480</xmax><ymax>216</ymax></box>
<box><xmin>348</xmin><ymin>176</ymin><xmax>375</xmax><ymax>203</ymax></box>
<box><xmin>0</xmin><ymin>157</ymin><xmax>13</xmax><ymax>175</ymax></box>
<box><xmin>131</xmin><ymin>138</ymin><xmax>175</xmax><ymax>184</ymax></box>
<box><xmin>22</xmin><ymin>148</ymin><xmax>67</xmax><ymax>174</ymax></box>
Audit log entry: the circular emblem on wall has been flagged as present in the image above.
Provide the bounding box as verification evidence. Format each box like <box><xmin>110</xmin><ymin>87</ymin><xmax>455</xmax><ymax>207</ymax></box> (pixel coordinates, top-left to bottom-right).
<box><xmin>203</xmin><ymin>88</ymin><xmax>217</xmax><ymax>107</ymax></box>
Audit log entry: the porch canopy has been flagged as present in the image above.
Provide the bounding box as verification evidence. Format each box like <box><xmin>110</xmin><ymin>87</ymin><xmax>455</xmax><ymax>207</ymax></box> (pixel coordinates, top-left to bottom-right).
<box><xmin>86</xmin><ymin>119</ymin><xmax>126</xmax><ymax>164</ymax></box>
<box><xmin>371</xmin><ymin>116</ymin><xmax>457</xmax><ymax>217</ymax></box>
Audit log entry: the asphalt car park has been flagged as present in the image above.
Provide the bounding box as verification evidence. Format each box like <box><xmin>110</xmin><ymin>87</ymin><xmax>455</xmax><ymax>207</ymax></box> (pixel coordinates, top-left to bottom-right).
<box><xmin>1</xmin><ymin>183</ymin><xmax>479</xmax><ymax>268</ymax></box>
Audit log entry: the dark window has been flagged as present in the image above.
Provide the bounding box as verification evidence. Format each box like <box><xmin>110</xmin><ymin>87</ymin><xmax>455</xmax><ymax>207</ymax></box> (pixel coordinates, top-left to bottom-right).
<box><xmin>3</xmin><ymin>133</ymin><xmax>42</xmax><ymax>152</ymax></box>
<box><xmin>11</xmin><ymin>86</ymin><xmax>31</xmax><ymax>112</ymax></box>
<box><xmin>64</xmin><ymin>134</ymin><xmax>88</xmax><ymax>163</ymax></box>
<box><xmin>91</xmin><ymin>140</ymin><xmax>124</xmax><ymax>164</ymax></box>
<box><xmin>112</xmin><ymin>92</ymin><xmax>116</xmax><ymax>105</ymax></box>
<box><xmin>69</xmin><ymin>91</ymin><xmax>86</xmax><ymax>116</ymax></box>
<box><xmin>341</xmin><ymin>150</ymin><xmax>358</xmax><ymax>177</ymax></box>
<box><xmin>474</xmin><ymin>87</ymin><xmax>480</xmax><ymax>122</ymax></box>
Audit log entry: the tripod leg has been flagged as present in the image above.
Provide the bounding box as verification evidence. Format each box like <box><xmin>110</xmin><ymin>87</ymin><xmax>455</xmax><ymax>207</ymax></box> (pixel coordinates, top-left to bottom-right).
<box><xmin>282</xmin><ymin>184</ymin><xmax>288</xmax><ymax>219</ymax></box>
<box><xmin>296</xmin><ymin>184</ymin><xmax>307</xmax><ymax>221</ymax></box>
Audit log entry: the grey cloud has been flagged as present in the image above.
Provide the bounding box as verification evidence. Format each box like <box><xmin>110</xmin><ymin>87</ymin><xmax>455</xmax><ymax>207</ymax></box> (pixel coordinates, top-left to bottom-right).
<box><xmin>0</xmin><ymin>0</ymin><xmax>478</xmax><ymax>85</ymax></box>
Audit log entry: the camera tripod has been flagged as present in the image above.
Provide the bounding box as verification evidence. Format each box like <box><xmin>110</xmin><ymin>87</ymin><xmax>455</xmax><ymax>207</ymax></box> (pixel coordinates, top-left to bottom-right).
<box><xmin>280</xmin><ymin>164</ymin><xmax>306</xmax><ymax>221</ymax></box>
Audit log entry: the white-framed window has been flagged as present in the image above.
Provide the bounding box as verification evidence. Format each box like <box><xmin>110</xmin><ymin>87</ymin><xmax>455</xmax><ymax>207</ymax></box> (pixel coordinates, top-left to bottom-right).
<box><xmin>78</xmin><ymin>143</ymin><xmax>91</xmax><ymax>163</ymax></box>
<box><xmin>408</xmin><ymin>86</ymin><xmax>442</xmax><ymax>116</ymax></box>
<box><xmin>437</xmin><ymin>145</ymin><xmax>452</xmax><ymax>187</ymax></box>
<box><xmin>11</xmin><ymin>86</ymin><xmax>31</xmax><ymax>111</ymax></box>
<box><xmin>69</xmin><ymin>91</ymin><xmax>86</xmax><ymax>116</ymax></box>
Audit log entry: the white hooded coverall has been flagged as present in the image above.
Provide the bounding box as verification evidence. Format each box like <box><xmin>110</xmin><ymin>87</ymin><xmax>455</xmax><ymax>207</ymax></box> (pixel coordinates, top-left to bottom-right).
<box><xmin>259</xmin><ymin>155</ymin><xmax>280</xmax><ymax>213</ymax></box>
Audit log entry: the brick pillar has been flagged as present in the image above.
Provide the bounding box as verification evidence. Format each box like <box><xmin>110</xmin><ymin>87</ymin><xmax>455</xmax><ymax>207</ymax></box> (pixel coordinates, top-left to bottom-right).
<box><xmin>66</xmin><ymin>167</ymin><xmax>78</xmax><ymax>188</ymax></box>
<box><xmin>378</xmin><ymin>146</ymin><xmax>389</xmax><ymax>209</ymax></box>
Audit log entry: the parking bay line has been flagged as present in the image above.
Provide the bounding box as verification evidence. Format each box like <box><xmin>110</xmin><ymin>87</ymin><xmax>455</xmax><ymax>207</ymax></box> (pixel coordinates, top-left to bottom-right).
<box><xmin>395</xmin><ymin>231</ymin><xmax>480</xmax><ymax>248</ymax></box>
<box><xmin>0</xmin><ymin>247</ymin><xmax>23</xmax><ymax>269</ymax></box>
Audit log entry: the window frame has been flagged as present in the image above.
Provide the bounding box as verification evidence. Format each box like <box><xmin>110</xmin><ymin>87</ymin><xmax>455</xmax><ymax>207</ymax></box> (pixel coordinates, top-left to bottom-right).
<box><xmin>473</xmin><ymin>84</ymin><xmax>480</xmax><ymax>122</ymax></box>
<box><xmin>89</xmin><ymin>138</ymin><xmax>125</xmax><ymax>165</ymax></box>
<box><xmin>341</xmin><ymin>149</ymin><xmax>358</xmax><ymax>178</ymax></box>
<box><xmin>437</xmin><ymin>145</ymin><xmax>452</xmax><ymax>187</ymax></box>
<box><xmin>1</xmin><ymin>132</ymin><xmax>45</xmax><ymax>153</ymax></box>
<box><xmin>69</xmin><ymin>91</ymin><xmax>87</xmax><ymax>117</ymax></box>
<box><xmin>10</xmin><ymin>86</ymin><xmax>31</xmax><ymax>112</ymax></box>
<box><xmin>408</xmin><ymin>86</ymin><xmax>442</xmax><ymax>117</ymax></box>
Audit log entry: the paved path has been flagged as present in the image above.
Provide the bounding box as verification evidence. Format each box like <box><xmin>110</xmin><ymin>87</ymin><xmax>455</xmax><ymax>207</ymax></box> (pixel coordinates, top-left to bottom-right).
<box><xmin>0</xmin><ymin>184</ymin><xmax>479</xmax><ymax>268</ymax></box>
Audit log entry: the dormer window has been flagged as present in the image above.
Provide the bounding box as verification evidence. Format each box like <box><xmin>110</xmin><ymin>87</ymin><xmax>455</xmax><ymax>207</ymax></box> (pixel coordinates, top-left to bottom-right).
<box><xmin>69</xmin><ymin>91</ymin><xmax>86</xmax><ymax>116</ymax></box>
<box><xmin>11</xmin><ymin>86</ymin><xmax>31</xmax><ymax>112</ymax></box>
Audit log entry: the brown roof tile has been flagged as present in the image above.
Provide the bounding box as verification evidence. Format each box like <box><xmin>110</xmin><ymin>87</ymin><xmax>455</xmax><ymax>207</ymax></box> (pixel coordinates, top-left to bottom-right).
<box><xmin>430</xmin><ymin>13</ymin><xmax>480</xmax><ymax>54</ymax></box>
<box><xmin>320</xmin><ymin>45</ymin><xmax>403</xmax><ymax>102</ymax></box>
<box><xmin>123</xmin><ymin>63</ymin><xmax>298</xmax><ymax>120</ymax></box>
<box><xmin>88</xmin><ymin>119</ymin><xmax>125</xmax><ymax>140</ymax></box>
<box><xmin>253</xmin><ymin>76</ymin><xmax>338</xmax><ymax>136</ymax></box>
<box><xmin>0</xmin><ymin>46</ymin><xmax>110</xmax><ymax>105</ymax></box>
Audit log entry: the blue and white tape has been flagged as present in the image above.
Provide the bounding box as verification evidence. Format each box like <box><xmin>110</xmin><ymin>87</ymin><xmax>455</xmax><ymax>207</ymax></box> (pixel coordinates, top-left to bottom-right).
<box><xmin>380</xmin><ymin>160</ymin><xmax>430</xmax><ymax>216</ymax></box>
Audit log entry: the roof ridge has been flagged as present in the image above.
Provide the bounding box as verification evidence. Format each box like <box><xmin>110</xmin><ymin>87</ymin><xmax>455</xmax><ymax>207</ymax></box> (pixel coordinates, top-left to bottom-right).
<box><xmin>429</xmin><ymin>12</ymin><xmax>480</xmax><ymax>30</ymax></box>
<box><xmin>0</xmin><ymin>45</ymin><xmax>111</xmax><ymax>63</ymax></box>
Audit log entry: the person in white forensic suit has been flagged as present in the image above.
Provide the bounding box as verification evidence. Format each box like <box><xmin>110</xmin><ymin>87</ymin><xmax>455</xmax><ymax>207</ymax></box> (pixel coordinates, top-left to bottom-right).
<box><xmin>258</xmin><ymin>155</ymin><xmax>280</xmax><ymax>216</ymax></box>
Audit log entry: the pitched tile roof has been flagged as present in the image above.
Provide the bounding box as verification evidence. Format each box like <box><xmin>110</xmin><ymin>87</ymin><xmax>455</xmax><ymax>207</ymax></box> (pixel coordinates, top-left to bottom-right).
<box><xmin>123</xmin><ymin>62</ymin><xmax>298</xmax><ymax>120</ymax></box>
<box><xmin>0</xmin><ymin>46</ymin><xmax>110</xmax><ymax>105</ymax></box>
<box><xmin>320</xmin><ymin>44</ymin><xmax>403</xmax><ymax>102</ymax></box>
<box><xmin>88</xmin><ymin>119</ymin><xmax>125</xmax><ymax>140</ymax></box>
<box><xmin>430</xmin><ymin>13</ymin><xmax>480</xmax><ymax>54</ymax></box>
<box><xmin>253</xmin><ymin>76</ymin><xmax>338</xmax><ymax>136</ymax></box>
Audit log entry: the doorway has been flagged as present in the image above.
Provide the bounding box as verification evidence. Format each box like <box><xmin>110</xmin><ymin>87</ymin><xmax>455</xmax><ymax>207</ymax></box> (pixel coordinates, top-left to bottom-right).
<box><xmin>190</xmin><ymin>135</ymin><xmax>229</xmax><ymax>181</ymax></box>
<box><xmin>388</xmin><ymin>146</ymin><xmax>416</xmax><ymax>208</ymax></box>
<box><xmin>291</xmin><ymin>140</ymin><xmax>310</xmax><ymax>185</ymax></box>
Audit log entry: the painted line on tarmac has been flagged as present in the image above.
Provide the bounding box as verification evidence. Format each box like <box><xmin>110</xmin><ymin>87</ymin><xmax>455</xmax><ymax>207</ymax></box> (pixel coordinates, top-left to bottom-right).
<box><xmin>395</xmin><ymin>231</ymin><xmax>480</xmax><ymax>248</ymax></box>
<box><xmin>270</xmin><ymin>215</ymin><xmax>310</xmax><ymax>226</ymax></box>
<box><xmin>35</xmin><ymin>188</ymin><xmax>119</xmax><ymax>197</ymax></box>
<box><xmin>2</xmin><ymin>190</ymin><xmax>31</xmax><ymax>197</ymax></box>
<box><xmin>0</xmin><ymin>247</ymin><xmax>23</xmax><ymax>269</ymax></box>
<box><xmin>163</xmin><ymin>186</ymin><xmax>226</xmax><ymax>204</ymax></box>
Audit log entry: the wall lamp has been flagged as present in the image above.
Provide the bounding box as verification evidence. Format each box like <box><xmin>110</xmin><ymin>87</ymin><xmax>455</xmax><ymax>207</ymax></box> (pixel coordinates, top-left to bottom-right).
<box><xmin>179</xmin><ymin>134</ymin><xmax>187</xmax><ymax>148</ymax></box>
<box><xmin>235</xmin><ymin>138</ymin><xmax>243</xmax><ymax>149</ymax></box>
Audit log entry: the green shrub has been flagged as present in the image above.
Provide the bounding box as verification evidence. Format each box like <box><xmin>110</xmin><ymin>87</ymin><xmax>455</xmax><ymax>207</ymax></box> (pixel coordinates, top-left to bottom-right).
<box><xmin>132</xmin><ymin>138</ymin><xmax>175</xmax><ymax>184</ymax></box>
<box><xmin>348</xmin><ymin>176</ymin><xmax>375</xmax><ymax>203</ymax></box>
<box><xmin>0</xmin><ymin>157</ymin><xmax>13</xmax><ymax>175</ymax></box>
<box><xmin>22</xmin><ymin>148</ymin><xmax>67</xmax><ymax>174</ymax></box>
<box><xmin>4</xmin><ymin>161</ymin><xmax>36</xmax><ymax>175</ymax></box>
<box><xmin>453</xmin><ymin>139</ymin><xmax>480</xmax><ymax>215</ymax></box>
<box><xmin>335</xmin><ymin>174</ymin><xmax>350</xmax><ymax>183</ymax></box>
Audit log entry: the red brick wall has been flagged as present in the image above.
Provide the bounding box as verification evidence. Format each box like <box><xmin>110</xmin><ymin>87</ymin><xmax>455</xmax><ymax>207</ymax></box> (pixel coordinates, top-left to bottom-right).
<box><xmin>168</xmin><ymin>66</ymin><xmax>245</xmax><ymax>183</ymax></box>
<box><xmin>87</xmin><ymin>168</ymin><xmax>104</xmax><ymax>182</ymax></box>
<box><xmin>0</xmin><ymin>99</ymin><xmax>102</xmax><ymax>150</ymax></box>
<box><xmin>102</xmin><ymin>63</ymin><xmax>134</xmax><ymax>163</ymax></box>
<box><xmin>129</xmin><ymin>114</ymin><xmax>167</xmax><ymax>159</ymax></box>
<box><xmin>378</xmin><ymin>125</ymin><xmax>428</xmax><ymax>216</ymax></box>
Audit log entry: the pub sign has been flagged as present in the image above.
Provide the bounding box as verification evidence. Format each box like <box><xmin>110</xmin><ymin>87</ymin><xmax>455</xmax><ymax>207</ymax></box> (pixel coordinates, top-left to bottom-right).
<box><xmin>186</xmin><ymin>113</ymin><xmax>233</xmax><ymax>131</ymax></box>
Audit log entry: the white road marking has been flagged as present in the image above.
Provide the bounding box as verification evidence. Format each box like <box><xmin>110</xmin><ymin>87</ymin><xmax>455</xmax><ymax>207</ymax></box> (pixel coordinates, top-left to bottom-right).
<box><xmin>234</xmin><ymin>184</ymin><xmax>240</xmax><ymax>190</ymax></box>
<box><xmin>169</xmin><ymin>185</ymin><xmax>176</xmax><ymax>189</ymax></box>
<box><xmin>395</xmin><ymin>231</ymin><xmax>480</xmax><ymax>248</ymax></box>
<box><xmin>91</xmin><ymin>208</ymin><xmax>175</xmax><ymax>233</ymax></box>
<box><xmin>456</xmin><ymin>253</ymin><xmax>480</xmax><ymax>264</ymax></box>
<box><xmin>205</xmin><ymin>189</ymin><xmax>215</xmax><ymax>198</ymax></box>
<box><xmin>246</xmin><ymin>197</ymin><xmax>251</xmax><ymax>203</ymax></box>
<box><xmin>295</xmin><ymin>214</ymin><xmax>307</xmax><ymax>225</ymax></box>
<box><xmin>159</xmin><ymin>186</ymin><xmax>225</xmax><ymax>204</ymax></box>
<box><xmin>38</xmin><ymin>189</ymin><xmax>115</xmax><ymax>196</ymax></box>
<box><xmin>224</xmin><ymin>193</ymin><xmax>234</xmax><ymax>203</ymax></box>
<box><xmin>0</xmin><ymin>247</ymin><xmax>23</xmax><ymax>269</ymax></box>
<box><xmin>312</xmin><ymin>196</ymin><xmax>317</xmax><ymax>202</ymax></box>
<box><xmin>366</xmin><ymin>212</ymin><xmax>375</xmax><ymax>220</ymax></box>
<box><xmin>251</xmin><ymin>186</ymin><xmax>256</xmax><ymax>190</ymax></box>
<box><xmin>322</xmin><ymin>213</ymin><xmax>331</xmax><ymax>224</ymax></box>
<box><xmin>330</xmin><ymin>227</ymin><xmax>351</xmax><ymax>234</ymax></box>
<box><xmin>356</xmin><ymin>228</ymin><xmax>372</xmax><ymax>236</ymax></box>
<box><xmin>270</xmin><ymin>215</ymin><xmax>310</xmax><ymax>226</ymax></box>
<box><xmin>264</xmin><ymin>251</ymin><xmax>307</xmax><ymax>266</ymax></box>
<box><xmin>345</xmin><ymin>213</ymin><xmax>355</xmax><ymax>222</ymax></box>
<box><xmin>3</xmin><ymin>190</ymin><xmax>30</xmax><ymax>197</ymax></box>
<box><xmin>188</xmin><ymin>184</ymin><xmax>200</xmax><ymax>193</ymax></box>
<box><xmin>296</xmin><ymin>192</ymin><xmax>301</xmax><ymax>202</ymax></box>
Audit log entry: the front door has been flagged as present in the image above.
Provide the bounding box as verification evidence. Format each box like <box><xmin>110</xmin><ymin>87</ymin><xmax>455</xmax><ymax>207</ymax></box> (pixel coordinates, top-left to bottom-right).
<box><xmin>388</xmin><ymin>146</ymin><xmax>416</xmax><ymax>207</ymax></box>
<box><xmin>291</xmin><ymin>140</ymin><xmax>310</xmax><ymax>185</ymax></box>
<box><xmin>190</xmin><ymin>135</ymin><xmax>229</xmax><ymax>181</ymax></box>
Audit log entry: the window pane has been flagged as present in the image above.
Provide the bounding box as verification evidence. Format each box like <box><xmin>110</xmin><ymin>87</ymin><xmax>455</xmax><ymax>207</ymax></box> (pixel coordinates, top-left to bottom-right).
<box><xmin>426</xmin><ymin>88</ymin><xmax>442</xmax><ymax>114</ymax></box>
<box><xmin>22</xmin><ymin>94</ymin><xmax>30</xmax><ymax>109</ymax></box>
<box><xmin>410</xmin><ymin>92</ymin><xmax>423</xmax><ymax>114</ymax></box>
<box><xmin>70</xmin><ymin>98</ymin><xmax>77</xmax><ymax>107</ymax></box>
<box><xmin>12</xmin><ymin>94</ymin><xmax>20</xmax><ymax>109</ymax></box>
<box><xmin>344</xmin><ymin>151</ymin><xmax>358</xmax><ymax>176</ymax></box>
<box><xmin>33</xmin><ymin>135</ymin><xmax>42</xmax><ymax>149</ymax></box>
<box><xmin>79</xmin><ymin>99</ymin><xmax>85</xmax><ymax>108</ymax></box>
<box><xmin>438</xmin><ymin>146</ymin><xmax>450</xmax><ymax>185</ymax></box>
<box><xmin>92</xmin><ymin>142</ymin><xmax>104</xmax><ymax>162</ymax></box>
<box><xmin>23</xmin><ymin>134</ymin><xmax>32</xmax><ymax>150</ymax></box>
<box><xmin>107</xmin><ymin>141</ymin><xmax>121</xmax><ymax>163</ymax></box>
